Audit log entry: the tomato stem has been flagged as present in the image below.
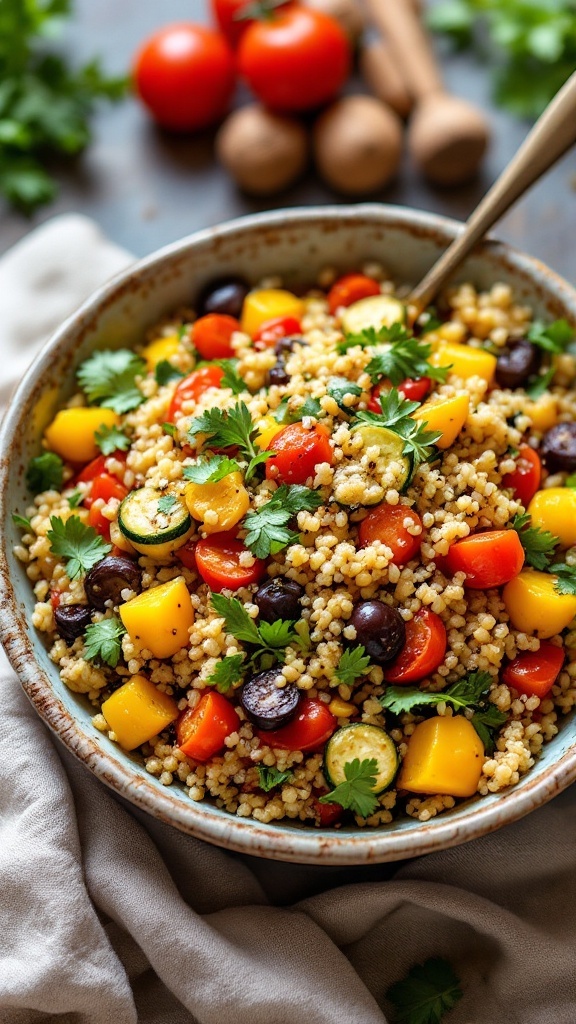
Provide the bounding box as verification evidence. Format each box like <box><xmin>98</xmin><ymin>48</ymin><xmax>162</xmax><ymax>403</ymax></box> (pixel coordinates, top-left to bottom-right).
<box><xmin>234</xmin><ymin>0</ymin><xmax>290</xmax><ymax>22</ymax></box>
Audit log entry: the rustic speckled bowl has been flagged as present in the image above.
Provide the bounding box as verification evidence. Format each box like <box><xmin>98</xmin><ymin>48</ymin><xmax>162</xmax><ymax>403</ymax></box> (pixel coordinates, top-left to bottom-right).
<box><xmin>2</xmin><ymin>205</ymin><xmax>576</xmax><ymax>865</ymax></box>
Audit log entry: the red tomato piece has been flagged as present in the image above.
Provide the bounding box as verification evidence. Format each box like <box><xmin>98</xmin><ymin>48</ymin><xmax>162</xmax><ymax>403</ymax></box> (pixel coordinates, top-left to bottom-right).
<box><xmin>265</xmin><ymin>422</ymin><xmax>333</xmax><ymax>485</ymax></box>
<box><xmin>88</xmin><ymin>503</ymin><xmax>111</xmax><ymax>541</ymax></box>
<box><xmin>168</xmin><ymin>365</ymin><xmax>224</xmax><ymax>421</ymax></box>
<box><xmin>502</xmin><ymin>642</ymin><xmax>565</xmax><ymax>700</ymax></box>
<box><xmin>501</xmin><ymin>445</ymin><xmax>542</xmax><ymax>508</ymax></box>
<box><xmin>177</xmin><ymin>691</ymin><xmax>240</xmax><ymax>761</ymax></box>
<box><xmin>327</xmin><ymin>273</ymin><xmax>380</xmax><ymax>314</ymax></box>
<box><xmin>211</xmin><ymin>0</ymin><xmax>254</xmax><ymax>47</ymax></box>
<box><xmin>176</xmin><ymin>539</ymin><xmax>197</xmax><ymax>572</ymax></box>
<box><xmin>237</xmin><ymin>6</ymin><xmax>350</xmax><ymax>113</ymax></box>
<box><xmin>445</xmin><ymin>529</ymin><xmax>525</xmax><ymax>589</ymax></box>
<box><xmin>368</xmin><ymin>377</ymin><xmax>431</xmax><ymax>413</ymax></box>
<box><xmin>253</xmin><ymin>316</ymin><xmax>302</xmax><ymax>349</ymax></box>
<box><xmin>192</xmin><ymin>313</ymin><xmax>240</xmax><ymax>360</ymax></box>
<box><xmin>50</xmin><ymin>591</ymin><xmax>61</xmax><ymax>610</ymax></box>
<box><xmin>75</xmin><ymin>451</ymin><xmax>127</xmax><ymax>485</ymax></box>
<box><xmin>84</xmin><ymin>473</ymin><xmax>129</xmax><ymax>511</ymax></box>
<box><xmin>195</xmin><ymin>531</ymin><xmax>267</xmax><ymax>591</ymax></box>
<box><xmin>256</xmin><ymin>698</ymin><xmax>337</xmax><ymax>751</ymax></box>
<box><xmin>384</xmin><ymin>609</ymin><xmax>447</xmax><ymax>684</ymax></box>
<box><xmin>359</xmin><ymin>504</ymin><xmax>423</xmax><ymax>565</ymax></box>
<box><xmin>313</xmin><ymin>794</ymin><xmax>343</xmax><ymax>827</ymax></box>
<box><xmin>133</xmin><ymin>23</ymin><xmax>236</xmax><ymax>132</ymax></box>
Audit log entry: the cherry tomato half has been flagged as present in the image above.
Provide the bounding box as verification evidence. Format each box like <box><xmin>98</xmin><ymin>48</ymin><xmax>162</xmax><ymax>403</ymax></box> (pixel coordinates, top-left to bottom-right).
<box><xmin>253</xmin><ymin>316</ymin><xmax>302</xmax><ymax>349</ymax></box>
<box><xmin>237</xmin><ymin>6</ymin><xmax>350</xmax><ymax>113</ymax></box>
<box><xmin>133</xmin><ymin>23</ymin><xmax>236</xmax><ymax>132</ymax></box>
<box><xmin>327</xmin><ymin>273</ymin><xmax>380</xmax><ymax>315</ymax></box>
<box><xmin>168</xmin><ymin>365</ymin><xmax>224</xmax><ymax>421</ymax></box>
<box><xmin>84</xmin><ymin>473</ymin><xmax>129</xmax><ymax>511</ymax></box>
<box><xmin>445</xmin><ymin>529</ymin><xmax>525</xmax><ymax>589</ymax></box>
<box><xmin>313</xmin><ymin>793</ymin><xmax>343</xmax><ymax>827</ymax></box>
<box><xmin>265</xmin><ymin>422</ymin><xmax>333</xmax><ymax>485</ymax></box>
<box><xmin>75</xmin><ymin>451</ymin><xmax>127</xmax><ymax>485</ymax></box>
<box><xmin>359</xmin><ymin>504</ymin><xmax>423</xmax><ymax>565</ymax></box>
<box><xmin>384</xmin><ymin>609</ymin><xmax>447</xmax><ymax>684</ymax></box>
<box><xmin>192</xmin><ymin>313</ymin><xmax>240</xmax><ymax>360</ymax></box>
<box><xmin>502</xmin><ymin>642</ymin><xmax>565</xmax><ymax>700</ymax></box>
<box><xmin>195</xmin><ymin>530</ymin><xmax>267</xmax><ymax>591</ymax></box>
<box><xmin>256</xmin><ymin>698</ymin><xmax>337</xmax><ymax>751</ymax></box>
<box><xmin>176</xmin><ymin>539</ymin><xmax>197</xmax><ymax>572</ymax></box>
<box><xmin>501</xmin><ymin>445</ymin><xmax>542</xmax><ymax>508</ymax></box>
<box><xmin>177</xmin><ymin>691</ymin><xmax>240</xmax><ymax>761</ymax></box>
<box><xmin>368</xmin><ymin>377</ymin><xmax>431</xmax><ymax>413</ymax></box>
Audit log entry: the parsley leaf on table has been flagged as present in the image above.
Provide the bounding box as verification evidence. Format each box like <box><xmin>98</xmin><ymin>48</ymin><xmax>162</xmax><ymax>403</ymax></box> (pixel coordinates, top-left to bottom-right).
<box><xmin>94</xmin><ymin>423</ymin><xmax>131</xmax><ymax>455</ymax></box>
<box><xmin>84</xmin><ymin>616</ymin><xmax>126</xmax><ymax>668</ymax></box>
<box><xmin>155</xmin><ymin>360</ymin><xmax>184</xmax><ymax>386</ymax></box>
<box><xmin>210</xmin><ymin>594</ymin><xmax>298</xmax><ymax>665</ymax></box>
<box><xmin>183</xmin><ymin>455</ymin><xmax>241</xmax><ymax>485</ymax></box>
<box><xmin>257</xmin><ymin>766</ymin><xmax>294</xmax><ymax>792</ymax></box>
<box><xmin>219</xmin><ymin>359</ymin><xmax>246</xmax><ymax>395</ymax></box>
<box><xmin>550</xmin><ymin>563</ymin><xmax>576</xmax><ymax>597</ymax></box>
<box><xmin>26</xmin><ymin>452</ymin><xmax>64</xmax><ymax>494</ymax></box>
<box><xmin>207</xmin><ymin>654</ymin><xmax>245</xmax><ymax>693</ymax></box>
<box><xmin>511</xmin><ymin>512</ymin><xmax>557</xmax><ymax>570</ymax></box>
<box><xmin>364</xmin><ymin>335</ymin><xmax>449</xmax><ymax>387</ymax></box>
<box><xmin>243</xmin><ymin>484</ymin><xmax>323</xmax><ymax>559</ymax></box>
<box><xmin>188</xmin><ymin>401</ymin><xmax>272</xmax><ymax>483</ymax></box>
<box><xmin>353</xmin><ymin>388</ymin><xmax>442</xmax><ymax>480</ymax></box>
<box><xmin>77</xmin><ymin>349</ymin><xmax>146</xmax><ymax>414</ymax></box>
<box><xmin>387</xmin><ymin>957</ymin><xmax>463</xmax><ymax>1024</ymax></box>
<box><xmin>335</xmin><ymin>645</ymin><xmax>371</xmax><ymax>687</ymax></box>
<box><xmin>319</xmin><ymin>758</ymin><xmax>380</xmax><ymax>818</ymax></box>
<box><xmin>47</xmin><ymin>515</ymin><xmax>111</xmax><ymax>580</ymax></box>
<box><xmin>527</xmin><ymin>319</ymin><xmax>574</xmax><ymax>355</ymax></box>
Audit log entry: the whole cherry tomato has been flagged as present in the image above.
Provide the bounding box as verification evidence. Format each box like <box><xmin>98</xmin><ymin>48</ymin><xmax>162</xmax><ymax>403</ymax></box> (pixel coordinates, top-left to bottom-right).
<box><xmin>445</xmin><ymin>529</ymin><xmax>525</xmax><ymax>589</ymax></box>
<box><xmin>133</xmin><ymin>23</ymin><xmax>236</xmax><ymax>131</ymax></box>
<box><xmin>168</xmin><ymin>365</ymin><xmax>224</xmax><ymax>421</ymax></box>
<box><xmin>177</xmin><ymin>691</ymin><xmax>240</xmax><ymax>761</ymax></box>
<box><xmin>193</xmin><ymin>313</ymin><xmax>240</xmax><ymax>360</ymax></box>
<box><xmin>327</xmin><ymin>273</ymin><xmax>380</xmax><ymax>315</ymax></box>
<box><xmin>502</xmin><ymin>641</ymin><xmax>564</xmax><ymax>700</ymax></box>
<box><xmin>256</xmin><ymin>698</ymin><xmax>337</xmax><ymax>751</ymax></box>
<box><xmin>368</xmin><ymin>377</ymin><xmax>431</xmax><ymax>413</ymax></box>
<box><xmin>195</xmin><ymin>530</ymin><xmax>267</xmax><ymax>591</ymax></box>
<box><xmin>384</xmin><ymin>609</ymin><xmax>447</xmax><ymax>684</ymax></box>
<box><xmin>237</xmin><ymin>6</ymin><xmax>351</xmax><ymax>113</ymax></box>
<box><xmin>265</xmin><ymin>422</ymin><xmax>333</xmax><ymax>485</ymax></box>
<box><xmin>501</xmin><ymin>445</ymin><xmax>542</xmax><ymax>508</ymax></box>
<box><xmin>211</xmin><ymin>0</ymin><xmax>254</xmax><ymax>47</ymax></box>
<box><xmin>359</xmin><ymin>504</ymin><xmax>423</xmax><ymax>565</ymax></box>
<box><xmin>253</xmin><ymin>316</ymin><xmax>302</xmax><ymax>349</ymax></box>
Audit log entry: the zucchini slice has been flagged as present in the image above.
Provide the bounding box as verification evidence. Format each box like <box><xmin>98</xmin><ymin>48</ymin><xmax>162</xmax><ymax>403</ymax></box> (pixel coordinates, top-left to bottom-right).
<box><xmin>118</xmin><ymin>487</ymin><xmax>193</xmax><ymax>559</ymax></box>
<box><xmin>324</xmin><ymin>723</ymin><xmax>398</xmax><ymax>794</ymax></box>
<box><xmin>353</xmin><ymin>423</ymin><xmax>411</xmax><ymax>490</ymax></box>
<box><xmin>341</xmin><ymin>295</ymin><xmax>406</xmax><ymax>337</ymax></box>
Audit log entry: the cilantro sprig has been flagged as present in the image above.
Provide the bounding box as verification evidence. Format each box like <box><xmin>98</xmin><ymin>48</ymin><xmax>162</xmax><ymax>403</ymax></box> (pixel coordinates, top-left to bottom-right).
<box><xmin>550</xmin><ymin>563</ymin><xmax>576</xmax><ymax>597</ymax></box>
<box><xmin>188</xmin><ymin>401</ymin><xmax>272</xmax><ymax>483</ymax></box>
<box><xmin>337</xmin><ymin>322</ymin><xmax>409</xmax><ymax>355</ymax></box>
<box><xmin>387</xmin><ymin>957</ymin><xmax>463</xmax><ymax>1024</ymax></box>
<box><xmin>353</xmin><ymin>389</ymin><xmax>442</xmax><ymax>480</ymax></box>
<box><xmin>207</xmin><ymin>654</ymin><xmax>246</xmax><ymax>693</ymax></box>
<box><xmin>219</xmin><ymin>359</ymin><xmax>246</xmax><ymax>395</ymax></box>
<box><xmin>319</xmin><ymin>758</ymin><xmax>380</xmax><ymax>818</ymax></box>
<box><xmin>183</xmin><ymin>455</ymin><xmax>241</xmax><ymax>485</ymax></box>
<box><xmin>511</xmin><ymin>512</ymin><xmax>558</xmax><ymax>570</ymax></box>
<box><xmin>12</xmin><ymin>513</ymin><xmax>32</xmax><ymax>530</ymax></box>
<box><xmin>47</xmin><ymin>515</ymin><xmax>111</xmax><ymax>580</ymax></box>
<box><xmin>327</xmin><ymin>376</ymin><xmax>362</xmax><ymax>410</ymax></box>
<box><xmin>94</xmin><ymin>423</ymin><xmax>131</xmax><ymax>456</ymax></box>
<box><xmin>26</xmin><ymin>452</ymin><xmax>64</xmax><ymax>494</ymax></box>
<box><xmin>272</xmin><ymin>395</ymin><xmax>323</xmax><ymax>424</ymax></box>
<box><xmin>364</xmin><ymin>333</ymin><xmax>449</xmax><ymax>387</ymax></box>
<box><xmin>77</xmin><ymin>349</ymin><xmax>146</xmax><ymax>414</ymax></box>
<box><xmin>243</xmin><ymin>484</ymin><xmax>323</xmax><ymax>559</ymax></box>
<box><xmin>84</xmin><ymin>616</ymin><xmax>126</xmax><ymax>668</ymax></box>
<box><xmin>527</xmin><ymin>318</ymin><xmax>574</xmax><ymax>355</ymax></box>
<box><xmin>335</xmin><ymin>646</ymin><xmax>371</xmax><ymax>687</ymax></box>
<box><xmin>211</xmin><ymin>594</ymin><xmax>299</xmax><ymax>667</ymax></box>
<box><xmin>257</xmin><ymin>766</ymin><xmax>294</xmax><ymax>792</ymax></box>
<box><xmin>155</xmin><ymin>360</ymin><xmax>184</xmax><ymax>386</ymax></box>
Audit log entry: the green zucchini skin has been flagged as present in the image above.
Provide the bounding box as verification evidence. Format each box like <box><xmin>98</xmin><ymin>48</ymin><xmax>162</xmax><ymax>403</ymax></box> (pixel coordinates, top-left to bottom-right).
<box><xmin>118</xmin><ymin>487</ymin><xmax>193</xmax><ymax>559</ymax></box>
<box><xmin>324</xmin><ymin>723</ymin><xmax>399</xmax><ymax>794</ymax></box>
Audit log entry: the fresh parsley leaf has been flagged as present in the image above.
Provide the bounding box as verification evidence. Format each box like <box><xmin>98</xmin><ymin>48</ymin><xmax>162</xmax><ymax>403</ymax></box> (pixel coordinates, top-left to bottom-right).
<box><xmin>157</xmin><ymin>494</ymin><xmax>178</xmax><ymax>514</ymax></box>
<box><xmin>258</xmin><ymin>619</ymin><xmax>299</xmax><ymax>650</ymax></box>
<box><xmin>155</xmin><ymin>360</ymin><xmax>184</xmax><ymax>386</ymax></box>
<box><xmin>84</xmin><ymin>616</ymin><xmax>126</xmax><ymax>668</ymax></box>
<box><xmin>243</xmin><ymin>484</ymin><xmax>323</xmax><ymax>558</ymax></box>
<box><xmin>207</xmin><ymin>654</ymin><xmax>245</xmax><ymax>693</ymax></box>
<box><xmin>550</xmin><ymin>563</ymin><xmax>576</xmax><ymax>597</ymax></box>
<box><xmin>511</xmin><ymin>512</ymin><xmax>558</xmax><ymax>570</ymax></box>
<box><xmin>188</xmin><ymin>401</ymin><xmax>272</xmax><ymax>483</ymax></box>
<box><xmin>387</xmin><ymin>957</ymin><xmax>463</xmax><ymax>1024</ymax></box>
<box><xmin>210</xmin><ymin>594</ymin><xmax>298</xmax><ymax>665</ymax></box>
<box><xmin>272</xmin><ymin>396</ymin><xmax>323</xmax><ymax>424</ymax></box>
<box><xmin>353</xmin><ymin>388</ymin><xmax>442</xmax><ymax>480</ymax></box>
<box><xmin>77</xmin><ymin>349</ymin><xmax>146</xmax><ymax>414</ymax></box>
<box><xmin>525</xmin><ymin>365</ymin><xmax>555</xmax><ymax>400</ymax></box>
<box><xmin>47</xmin><ymin>515</ymin><xmax>111</xmax><ymax>580</ymax></box>
<box><xmin>257</xmin><ymin>766</ymin><xmax>294</xmax><ymax>792</ymax></box>
<box><xmin>12</xmin><ymin>513</ymin><xmax>31</xmax><ymax>530</ymax></box>
<box><xmin>319</xmin><ymin>758</ymin><xmax>380</xmax><ymax>818</ymax></box>
<box><xmin>26</xmin><ymin>452</ymin><xmax>64</xmax><ymax>493</ymax></box>
<box><xmin>337</xmin><ymin>322</ymin><xmax>409</xmax><ymax>355</ymax></box>
<box><xmin>472</xmin><ymin>704</ymin><xmax>507</xmax><ymax>754</ymax></box>
<box><xmin>67</xmin><ymin>490</ymin><xmax>83</xmax><ymax>509</ymax></box>
<box><xmin>527</xmin><ymin>319</ymin><xmax>573</xmax><ymax>355</ymax></box>
<box><xmin>162</xmin><ymin>422</ymin><xmax>178</xmax><ymax>438</ymax></box>
<box><xmin>219</xmin><ymin>359</ymin><xmax>246</xmax><ymax>395</ymax></box>
<box><xmin>365</xmin><ymin>335</ymin><xmax>449</xmax><ymax>387</ymax></box>
<box><xmin>335</xmin><ymin>645</ymin><xmax>371</xmax><ymax>687</ymax></box>
<box><xmin>94</xmin><ymin>423</ymin><xmax>130</xmax><ymax>456</ymax></box>
<box><xmin>327</xmin><ymin>376</ymin><xmax>362</xmax><ymax>410</ymax></box>
<box><xmin>183</xmin><ymin>455</ymin><xmax>241</xmax><ymax>484</ymax></box>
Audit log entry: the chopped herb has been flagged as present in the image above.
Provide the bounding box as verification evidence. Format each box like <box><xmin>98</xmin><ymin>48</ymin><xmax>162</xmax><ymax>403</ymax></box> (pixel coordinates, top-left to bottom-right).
<box><xmin>77</xmin><ymin>349</ymin><xmax>146</xmax><ymax>414</ymax></box>
<box><xmin>219</xmin><ymin>359</ymin><xmax>246</xmax><ymax>395</ymax></box>
<box><xmin>162</xmin><ymin>422</ymin><xmax>178</xmax><ymax>438</ymax></box>
<box><xmin>525</xmin><ymin>366</ymin><xmax>555</xmax><ymax>400</ymax></box>
<box><xmin>67</xmin><ymin>490</ymin><xmax>83</xmax><ymax>509</ymax></box>
<box><xmin>94</xmin><ymin>423</ymin><xmax>130</xmax><ymax>455</ymax></box>
<box><xmin>418</xmin><ymin>308</ymin><xmax>443</xmax><ymax>334</ymax></box>
<box><xmin>300</xmin><ymin>396</ymin><xmax>324</xmax><ymax>419</ymax></box>
<box><xmin>84</xmin><ymin>616</ymin><xmax>126</xmax><ymax>668</ymax></box>
<box><xmin>566</xmin><ymin>474</ymin><xmax>576</xmax><ymax>489</ymax></box>
<box><xmin>177</xmin><ymin>323</ymin><xmax>190</xmax><ymax>341</ymax></box>
<box><xmin>26</xmin><ymin>452</ymin><xmax>64</xmax><ymax>494</ymax></box>
<box><xmin>183</xmin><ymin>455</ymin><xmax>241</xmax><ymax>485</ymax></box>
<box><xmin>387</xmin><ymin>957</ymin><xmax>463</xmax><ymax>1024</ymax></box>
<box><xmin>527</xmin><ymin>318</ymin><xmax>573</xmax><ymax>355</ymax></box>
<box><xmin>207</xmin><ymin>654</ymin><xmax>245</xmax><ymax>693</ymax></box>
<box><xmin>364</xmin><ymin>334</ymin><xmax>449</xmax><ymax>387</ymax></box>
<box><xmin>353</xmin><ymin>388</ymin><xmax>442</xmax><ymax>480</ymax></box>
<box><xmin>293</xmin><ymin>618</ymin><xmax>311</xmax><ymax>652</ymax></box>
<box><xmin>211</xmin><ymin>594</ymin><xmax>298</xmax><ymax>665</ymax></box>
<box><xmin>12</xmin><ymin>513</ymin><xmax>31</xmax><ymax>530</ymax></box>
<box><xmin>257</xmin><ymin>766</ymin><xmax>294</xmax><ymax>792</ymax></box>
<box><xmin>511</xmin><ymin>512</ymin><xmax>558</xmax><ymax>570</ymax></box>
<box><xmin>319</xmin><ymin>758</ymin><xmax>380</xmax><ymax>818</ymax></box>
<box><xmin>327</xmin><ymin>376</ymin><xmax>363</xmax><ymax>410</ymax></box>
<box><xmin>157</xmin><ymin>494</ymin><xmax>178</xmax><ymax>514</ymax></box>
<box><xmin>272</xmin><ymin>396</ymin><xmax>323</xmax><ymax>424</ymax></box>
<box><xmin>335</xmin><ymin>645</ymin><xmax>371</xmax><ymax>687</ymax></box>
<box><xmin>550</xmin><ymin>563</ymin><xmax>576</xmax><ymax>597</ymax></box>
<box><xmin>155</xmin><ymin>360</ymin><xmax>184</xmax><ymax>386</ymax></box>
<box><xmin>47</xmin><ymin>515</ymin><xmax>111</xmax><ymax>580</ymax></box>
<box><xmin>188</xmin><ymin>401</ymin><xmax>273</xmax><ymax>483</ymax></box>
<box><xmin>243</xmin><ymin>484</ymin><xmax>323</xmax><ymax>559</ymax></box>
<box><xmin>337</xmin><ymin>321</ymin><xmax>409</xmax><ymax>355</ymax></box>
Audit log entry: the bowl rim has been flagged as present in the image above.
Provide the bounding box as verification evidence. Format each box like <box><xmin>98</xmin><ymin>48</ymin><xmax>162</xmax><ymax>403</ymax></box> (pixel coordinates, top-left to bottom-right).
<box><xmin>2</xmin><ymin>202</ymin><xmax>576</xmax><ymax>865</ymax></box>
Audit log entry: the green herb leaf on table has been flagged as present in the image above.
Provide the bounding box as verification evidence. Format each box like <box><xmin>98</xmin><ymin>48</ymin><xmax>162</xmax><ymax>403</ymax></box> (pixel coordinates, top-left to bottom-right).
<box><xmin>364</xmin><ymin>335</ymin><xmax>449</xmax><ymax>387</ymax></box>
<box><xmin>67</xmin><ymin>489</ymin><xmax>83</xmax><ymax>509</ymax></box>
<box><xmin>157</xmin><ymin>494</ymin><xmax>178</xmax><ymax>514</ymax></box>
<box><xmin>94</xmin><ymin>423</ymin><xmax>131</xmax><ymax>455</ymax></box>
<box><xmin>47</xmin><ymin>515</ymin><xmax>111</xmax><ymax>580</ymax></box>
<box><xmin>210</xmin><ymin>594</ymin><xmax>298</xmax><ymax>665</ymax></box>
<box><xmin>550</xmin><ymin>563</ymin><xmax>576</xmax><ymax>597</ymax></box>
<box><xmin>219</xmin><ymin>359</ymin><xmax>246</xmax><ymax>395</ymax></box>
<box><xmin>319</xmin><ymin>758</ymin><xmax>380</xmax><ymax>819</ymax></box>
<box><xmin>527</xmin><ymin>319</ymin><xmax>574</xmax><ymax>355</ymax></box>
<box><xmin>155</xmin><ymin>360</ymin><xmax>184</xmax><ymax>386</ymax></box>
<box><xmin>335</xmin><ymin>645</ymin><xmax>371</xmax><ymax>687</ymax></box>
<box><xmin>77</xmin><ymin>349</ymin><xmax>146</xmax><ymax>414</ymax></box>
<box><xmin>511</xmin><ymin>512</ymin><xmax>557</xmax><ymax>570</ymax></box>
<box><xmin>26</xmin><ymin>452</ymin><xmax>64</xmax><ymax>494</ymax></box>
<box><xmin>353</xmin><ymin>388</ymin><xmax>442</xmax><ymax>480</ymax></box>
<box><xmin>525</xmin><ymin>366</ymin><xmax>555</xmax><ymax>400</ymax></box>
<box><xmin>12</xmin><ymin>513</ymin><xmax>32</xmax><ymax>530</ymax></box>
<box><xmin>257</xmin><ymin>766</ymin><xmax>294</xmax><ymax>792</ymax></box>
<box><xmin>183</xmin><ymin>455</ymin><xmax>241</xmax><ymax>485</ymax></box>
<box><xmin>327</xmin><ymin>376</ymin><xmax>363</xmax><ymax>410</ymax></box>
<box><xmin>243</xmin><ymin>484</ymin><xmax>323</xmax><ymax>559</ymax></box>
<box><xmin>337</xmin><ymin>322</ymin><xmax>410</xmax><ymax>355</ymax></box>
<box><xmin>387</xmin><ymin>956</ymin><xmax>463</xmax><ymax>1024</ymax></box>
<box><xmin>207</xmin><ymin>654</ymin><xmax>245</xmax><ymax>693</ymax></box>
<box><xmin>84</xmin><ymin>616</ymin><xmax>126</xmax><ymax>668</ymax></box>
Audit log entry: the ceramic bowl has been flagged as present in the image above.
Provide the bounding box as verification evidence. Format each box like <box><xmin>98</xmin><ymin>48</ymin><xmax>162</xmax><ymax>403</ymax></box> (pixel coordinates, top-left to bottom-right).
<box><xmin>2</xmin><ymin>204</ymin><xmax>576</xmax><ymax>865</ymax></box>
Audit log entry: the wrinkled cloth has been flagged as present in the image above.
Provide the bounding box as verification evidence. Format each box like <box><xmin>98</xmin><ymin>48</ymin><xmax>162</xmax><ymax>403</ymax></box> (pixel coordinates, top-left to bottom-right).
<box><xmin>1</xmin><ymin>216</ymin><xmax>576</xmax><ymax>1024</ymax></box>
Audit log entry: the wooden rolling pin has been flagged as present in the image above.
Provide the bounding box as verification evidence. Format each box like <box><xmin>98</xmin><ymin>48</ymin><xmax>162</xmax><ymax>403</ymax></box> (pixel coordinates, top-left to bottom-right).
<box><xmin>365</xmin><ymin>0</ymin><xmax>490</xmax><ymax>185</ymax></box>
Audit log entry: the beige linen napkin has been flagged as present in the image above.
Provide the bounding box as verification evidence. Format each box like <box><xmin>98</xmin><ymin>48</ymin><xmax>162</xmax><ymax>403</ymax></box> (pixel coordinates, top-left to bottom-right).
<box><xmin>1</xmin><ymin>216</ymin><xmax>576</xmax><ymax>1024</ymax></box>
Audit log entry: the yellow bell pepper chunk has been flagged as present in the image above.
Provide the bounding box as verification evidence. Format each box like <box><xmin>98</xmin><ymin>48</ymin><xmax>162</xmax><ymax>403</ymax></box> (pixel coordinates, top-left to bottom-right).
<box><xmin>528</xmin><ymin>487</ymin><xmax>576</xmax><ymax>548</ymax></box>
<box><xmin>240</xmin><ymin>289</ymin><xmax>304</xmax><ymax>337</ymax></box>
<box><xmin>526</xmin><ymin>393</ymin><xmax>558</xmax><ymax>432</ymax></box>
<box><xmin>255</xmin><ymin>415</ymin><xmax>282</xmax><ymax>451</ymax></box>
<box><xmin>101</xmin><ymin>673</ymin><xmax>178</xmax><ymax>751</ymax></box>
<box><xmin>44</xmin><ymin>407</ymin><xmax>119</xmax><ymax>463</ymax></box>
<box><xmin>399</xmin><ymin>715</ymin><xmax>484</xmax><ymax>797</ymax></box>
<box><xmin>503</xmin><ymin>568</ymin><xmax>576</xmax><ymax>638</ymax></box>
<box><xmin>184</xmin><ymin>471</ymin><xmax>250</xmax><ymax>535</ymax></box>
<box><xmin>142</xmin><ymin>334</ymin><xmax>181</xmax><ymax>372</ymax></box>
<box><xmin>429</xmin><ymin>341</ymin><xmax>497</xmax><ymax>384</ymax></box>
<box><xmin>412</xmin><ymin>393</ymin><xmax>469</xmax><ymax>450</ymax></box>
<box><xmin>119</xmin><ymin>576</ymin><xmax>194</xmax><ymax>658</ymax></box>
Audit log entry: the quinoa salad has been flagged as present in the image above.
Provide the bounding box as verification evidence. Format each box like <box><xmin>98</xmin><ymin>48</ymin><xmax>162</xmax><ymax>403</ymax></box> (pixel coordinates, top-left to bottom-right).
<box><xmin>13</xmin><ymin>264</ymin><xmax>576</xmax><ymax>828</ymax></box>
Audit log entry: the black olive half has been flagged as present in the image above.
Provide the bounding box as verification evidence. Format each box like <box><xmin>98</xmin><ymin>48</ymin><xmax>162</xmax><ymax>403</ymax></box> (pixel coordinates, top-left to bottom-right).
<box><xmin>54</xmin><ymin>604</ymin><xmax>92</xmax><ymax>643</ymax></box>
<box><xmin>240</xmin><ymin>669</ymin><xmax>300</xmax><ymax>730</ymax></box>
<box><xmin>541</xmin><ymin>422</ymin><xmax>576</xmax><ymax>473</ymax></box>
<box><xmin>349</xmin><ymin>600</ymin><xmax>406</xmax><ymax>665</ymax></box>
<box><xmin>255</xmin><ymin>577</ymin><xmax>304</xmax><ymax>624</ymax></box>
<box><xmin>495</xmin><ymin>339</ymin><xmax>540</xmax><ymax>390</ymax></box>
<box><xmin>84</xmin><ymin>555</ymin><xmax>142</xmax><ymax>611</ymax></box>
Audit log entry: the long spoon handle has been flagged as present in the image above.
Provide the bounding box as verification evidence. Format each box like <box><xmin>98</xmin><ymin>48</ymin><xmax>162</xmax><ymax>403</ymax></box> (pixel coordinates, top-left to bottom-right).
<box><xmin>410</xmin><ymin>70</ymin><xmax>576</xmax><ymax>313</ymax></box>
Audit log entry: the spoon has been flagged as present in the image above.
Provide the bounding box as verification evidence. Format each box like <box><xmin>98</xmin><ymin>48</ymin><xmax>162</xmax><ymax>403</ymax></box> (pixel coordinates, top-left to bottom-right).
<box><xmin>410</xmin><ymin>69</ymin><xmax>576</xmax><ymax>315</ymax></box>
